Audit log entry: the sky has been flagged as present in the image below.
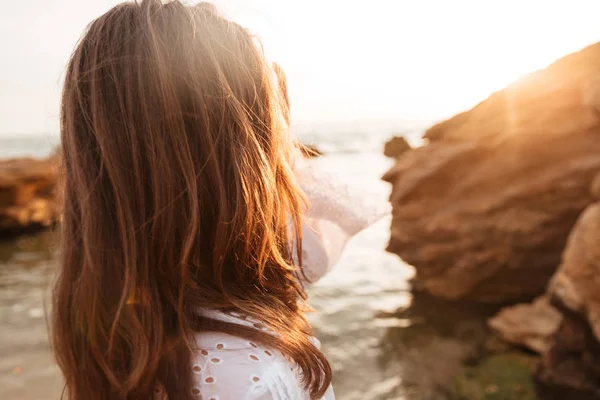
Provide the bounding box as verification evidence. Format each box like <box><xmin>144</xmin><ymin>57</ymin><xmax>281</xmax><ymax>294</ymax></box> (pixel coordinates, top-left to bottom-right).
<box><xmin>1</xmin><ymin>0</ymin><xmax>600</xmax><ymax>135</ymax></box>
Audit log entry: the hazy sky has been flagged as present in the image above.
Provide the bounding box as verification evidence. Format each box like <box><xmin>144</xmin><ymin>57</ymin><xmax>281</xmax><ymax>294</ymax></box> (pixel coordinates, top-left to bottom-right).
<box><xmin>2</xmin><ymin>0</ymin><xmax>600</xmax><ymax>135</ymax></box>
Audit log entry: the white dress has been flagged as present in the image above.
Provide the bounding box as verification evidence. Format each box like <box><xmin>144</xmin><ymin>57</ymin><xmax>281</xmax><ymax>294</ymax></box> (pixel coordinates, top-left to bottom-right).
<box><xmin>182</xmin><ymin>156</ymin><xmax>390</xmax><ymax>400</ymax></box>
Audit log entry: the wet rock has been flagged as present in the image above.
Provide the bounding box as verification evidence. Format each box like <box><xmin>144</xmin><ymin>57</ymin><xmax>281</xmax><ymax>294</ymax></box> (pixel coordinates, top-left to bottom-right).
<box><xmin>484</xmin><ymin>336</ymin><xmax>514</xmax><ymax>354</ymax></box>
<box><xmin>535</xmin><ymin>307</ymin><xmax>600</xmax><ymax>400</ymax></box>
<box><xmin>488</xmin><ymin>297</ymin><xmax>561</xmax><ymax>355</ymax></box>
<box><xmin>451</xmin><ymin>353</ymin><xmax>539</xmax><ymax>400</ymax></box>
<box><xmin>0</xmin><ymin>157</ymin><xmax>58</xmax><ymax>237</ymax></box>
<box><xmin>535</xmin><ymin>203</ymin><xmax>600</xmax><ymax>398</ymax></box>
<box><xmin>384</xmin><ymin>42</ymin><xmax>600</xmax><ymax>303</ymax></box>
<box><xmin>383</xmin><ymin>136</ymin><xmax>411</xmax><ymax>159</ymax></box>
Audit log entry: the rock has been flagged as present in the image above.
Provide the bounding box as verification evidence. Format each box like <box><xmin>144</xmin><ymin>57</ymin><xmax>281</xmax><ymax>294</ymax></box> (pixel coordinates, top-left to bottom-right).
<box><xmin>547</xmin><ymin>203</ymin><xmax>600</xmax><ymax>339</ymax></box>
<box><xmin>484</xmin><ymin>336</ymin><xmax>514</xmax><ymax>354</ymax></box>
<box><xmin>488</xmin><ymin>297</ymin><xmax>561</xmax><ymax>355</ymax></box>
<box><xmin>0</xmin><ymin>157</ymin><xmax>58</xmax><ymax>237</ymax></box>
<box><xmin>590</xmin><ymin>172</ymin><xmax>600</xmax><ymax>200</ymax></box>
<box><xmin>535</xmin><ymin>307</ymin><xmax>600</xmax><ymax>399</ymax></box>
<box><xmin>451</xmin><ymin>353</ymin><xmax>539</xmax><ymax>400</ymax></box>
<box><xmin>383</xmin><ymin>136</ymin><xmax>411</xmax><ymax>159</ymax></box>
<box><xmin>384</xmin><ymin>42</ymin><xmax>600</xmax><ymax>303</ymax></box>
<box><xmin>535</xmin><ymin>203</ymin><xmax>600</xmax><ymax>398</ymax></box>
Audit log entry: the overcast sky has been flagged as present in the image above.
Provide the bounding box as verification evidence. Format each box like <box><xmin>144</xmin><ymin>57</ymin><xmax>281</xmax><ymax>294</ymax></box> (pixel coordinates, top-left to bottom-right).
<box><xmin>2</xmin><ymin>0</ymin><xmax>600</xmax><ymax>135</ymax></box>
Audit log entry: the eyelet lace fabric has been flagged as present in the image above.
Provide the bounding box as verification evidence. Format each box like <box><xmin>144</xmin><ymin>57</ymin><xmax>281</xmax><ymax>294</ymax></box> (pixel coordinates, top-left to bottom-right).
<box><xmin>156</xmin><ymin>156</ymin><xmax>390</xmax><ymax>399</ymax></box>
<box><xmin>294</xmin><ymin>155</ymin><xmax>391</xmax><ymax>283</ymax></box>
<box><xmin>188</xmin><ymin>309</ymin><xmax>335</xmax><ymax>400</ymax></box>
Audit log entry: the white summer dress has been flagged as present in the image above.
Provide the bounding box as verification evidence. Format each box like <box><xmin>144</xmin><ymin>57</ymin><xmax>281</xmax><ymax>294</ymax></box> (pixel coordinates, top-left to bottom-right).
<box><xmin>158</xmin><ymin>155</ymin><xmax>390</xmax><ymax>400</ymax></box>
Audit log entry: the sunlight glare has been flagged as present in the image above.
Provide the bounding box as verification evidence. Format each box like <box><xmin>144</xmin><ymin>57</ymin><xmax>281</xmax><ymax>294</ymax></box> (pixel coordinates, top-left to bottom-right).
<box><xmin>215</xmin><ymin>0</ymin><xmax>600</xmax><ymax>122</ymax></box>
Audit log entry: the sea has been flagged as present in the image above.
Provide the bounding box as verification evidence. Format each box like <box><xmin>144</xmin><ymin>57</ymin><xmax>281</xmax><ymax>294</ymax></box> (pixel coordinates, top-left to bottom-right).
<box><xmin>0</xmin><ymin>120</ymin><xmax>446</xmax><ymax>400</ymax></box>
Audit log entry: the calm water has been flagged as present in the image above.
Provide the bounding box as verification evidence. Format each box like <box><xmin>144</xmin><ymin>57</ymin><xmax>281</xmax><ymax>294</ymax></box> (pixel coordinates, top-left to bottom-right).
<box><xmin>1</xmin><ymin>125</ymin><xmax>484</xmax><ymax>400</ymax></box>
<box><xmin>0</xmin><ymin>119</ymin><xmax>426</xmax><ymax>159</ymax></box>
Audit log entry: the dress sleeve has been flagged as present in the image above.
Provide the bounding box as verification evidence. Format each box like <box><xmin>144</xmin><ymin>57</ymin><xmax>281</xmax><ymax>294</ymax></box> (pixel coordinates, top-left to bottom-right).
<box><xmin>293</xmin><ymin>155</ymin><xmax>391</xmax><ymax>283</ymax></box>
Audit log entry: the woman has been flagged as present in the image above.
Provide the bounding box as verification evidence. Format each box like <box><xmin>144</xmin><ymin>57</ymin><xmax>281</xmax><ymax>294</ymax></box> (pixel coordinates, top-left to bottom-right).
<box><xmin>52</xmin><ymin>1</ymin><xmax>387</xmax><ymax>399</ymax></box>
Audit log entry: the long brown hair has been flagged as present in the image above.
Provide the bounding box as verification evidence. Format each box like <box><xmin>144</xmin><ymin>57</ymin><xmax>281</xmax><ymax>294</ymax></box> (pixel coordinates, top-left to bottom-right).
<box><xmin>52</xmin><ymin>1</ymin><xmax>331</xmax><ymax>399</ymax></box>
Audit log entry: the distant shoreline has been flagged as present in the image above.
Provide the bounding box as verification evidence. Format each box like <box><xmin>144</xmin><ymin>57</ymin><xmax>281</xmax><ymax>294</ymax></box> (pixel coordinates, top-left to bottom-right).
<box><xmin>0</xmin><ymin>120</ymin><xmax>429</xmax><ymax>159</ymax></box>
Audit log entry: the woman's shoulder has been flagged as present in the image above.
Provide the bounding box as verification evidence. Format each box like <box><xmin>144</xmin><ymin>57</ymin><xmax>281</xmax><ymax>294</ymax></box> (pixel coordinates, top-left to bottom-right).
<box><xmin>192</xmin><ymin>331</ymin><xmax>301</xmax><ymax>397</ymax></box>
<box><xmin>189</xmin><ymin>310</ymin><xmax>310</xmax><ymax>400</ymax></box>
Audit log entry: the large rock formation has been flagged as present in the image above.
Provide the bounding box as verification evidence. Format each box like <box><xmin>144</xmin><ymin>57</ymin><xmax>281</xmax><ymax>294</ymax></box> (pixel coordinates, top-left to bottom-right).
<box><xmin>0</xmin><ymin>157</ymin><xmax>58</xmax><ymax>237</ymax></box>
<box><xmin>384</xmin><ymin>42</ymin><xmax>600</xmax><ymax>303</ymax></box>
<box><xmin>535</xmin><ymin>199</ymin><xmax>600</xmax><ymax>398</ymax></box>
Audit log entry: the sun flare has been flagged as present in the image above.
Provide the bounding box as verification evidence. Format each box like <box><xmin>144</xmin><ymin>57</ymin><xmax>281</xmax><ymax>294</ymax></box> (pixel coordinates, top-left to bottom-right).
<box><xmin>2</xmin><ymin>0</ymin><xmax>600</xmax><ymax>133</ymax></box>
<box><xmin>215</xmin><ymin>0</ymin><xmax>600</xmax><ymax>122</ymax></box>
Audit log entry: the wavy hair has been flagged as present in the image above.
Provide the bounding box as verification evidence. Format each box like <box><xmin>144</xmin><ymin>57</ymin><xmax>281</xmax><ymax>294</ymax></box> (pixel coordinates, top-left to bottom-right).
<box><xmin>52</xmin><ymin>1</ymin><xmax>331</xmax><ymax>399</ymax></box>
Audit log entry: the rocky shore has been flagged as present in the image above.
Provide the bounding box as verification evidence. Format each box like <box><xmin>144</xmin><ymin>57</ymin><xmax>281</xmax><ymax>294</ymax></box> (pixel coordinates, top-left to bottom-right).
<box><xmin>384</xmin><ymin>42</ymin><xmax>600</xmax><ymax>398</ymax></box>
<box><xmin>0</xmin><ymin>156</ymin><xmax>58</xmax><ymax>238</ymax></box>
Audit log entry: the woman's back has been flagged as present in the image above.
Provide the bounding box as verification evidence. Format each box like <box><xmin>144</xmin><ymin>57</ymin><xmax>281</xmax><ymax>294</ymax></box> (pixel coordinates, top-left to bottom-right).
<box><xmin>185</xmin><ymin>310</ymin><xmax>335</xmax><ymax>400</ymax></box>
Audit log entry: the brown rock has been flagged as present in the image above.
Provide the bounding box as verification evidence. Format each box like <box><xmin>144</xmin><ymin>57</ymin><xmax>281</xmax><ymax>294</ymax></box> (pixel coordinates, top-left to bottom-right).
<box><xmin>383</xmin><ymin>136</ymin><xmax>411</xmax><ymax>159</ymax></box>
<box><xmin>547</xmin><ymin>203</ymin><xmax>600</xmax><ymax>341</ymax></box>
<box><xmin>385</xmin><ymin>42</ymin><xmax>600</xmax><ymax>303</ymax></box>
<box><xmin>0</xmin><ymin>157</ymin><xmax>58</xmax><ymax>237</ymax></box>
<box><xmin>534</xmin><ymin>203</ymin><xmax>600</xmax><ymax>398</ymax></box>
<box><xmin>590</xmin><ymin>172</ymin><xmax>600</xmax><ymax>200</ymax></box>
<box><xmin>535</xmin><ymin>306</ymin><xmax>600</xmax><ymax>399</ymax></box>
<box><xmin>488</xmin><ymin>296</ymin><xmax>561</xmax><ymax>355</ymax></box>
